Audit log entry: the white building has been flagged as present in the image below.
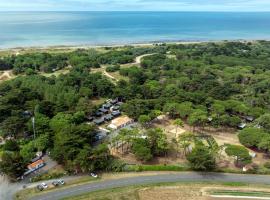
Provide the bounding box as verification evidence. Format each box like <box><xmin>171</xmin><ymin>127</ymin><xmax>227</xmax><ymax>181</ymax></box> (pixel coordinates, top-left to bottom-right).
<box><xmin>108</xmin><ymin>116</ymin><xmax>134</xmax><ymax>130</ymax></box>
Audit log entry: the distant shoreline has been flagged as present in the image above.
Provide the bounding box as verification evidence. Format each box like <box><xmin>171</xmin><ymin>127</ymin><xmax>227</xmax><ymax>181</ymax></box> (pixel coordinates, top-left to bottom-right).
<box><xmin>0</xmin><ymin>39</ymin><xmax>264</xmax><ymax>53</ymax></box>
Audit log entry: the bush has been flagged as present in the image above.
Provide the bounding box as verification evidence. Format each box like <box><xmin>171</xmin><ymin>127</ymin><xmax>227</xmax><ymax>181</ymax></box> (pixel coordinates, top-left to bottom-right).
<box><xmin>186</xmin><ymin>143</ymin><xmax>216</xmax><ymax>171</ymax></box>
<box><xmin>106</xmin><ymin>65</ymin><xmax>120</xmax><ymax>72</ymax></box>
<box><xmin>106</xmin><ymin>159</ymin><xmax>126</xmax><ymax>172</ymax></box>
<box><xmin>238</xmin><ymin>128</ymin><xmax>268</xmax><ymax>148</ymax></box>
<box><xmin>264</xmin><ymin>162</ymin><xmax>270</xmax><ymax>169</ymax></box>
<box><xmin>131</xmin><ymin>139</ymin><xmax>153</xmax><ymax>162</ymax></box>
<box><xmin>125</xmin><ymin>164</ymin><xmax>189</xmax><ymax>172</ymax></box>
<box><xmin>225</xmin><ymin>144</ymin><xmax>252</xmax><ymax>167</ymax></box>
<box><xmin>25</xmin><ymin>68</ymin><xmax>37</xmax><ymax>75</ymax></box>
<box><xmin>30</xmin><ymin>171</ymin><xmax>66</xmax><ymax>182</ymax></box>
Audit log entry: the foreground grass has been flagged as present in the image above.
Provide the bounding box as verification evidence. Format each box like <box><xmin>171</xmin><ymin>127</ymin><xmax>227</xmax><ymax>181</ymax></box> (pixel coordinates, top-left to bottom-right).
<box><xmin>211</xmin><ymin>190</ymin><xmax>270</xmax><ymax>197</ymax></box>
<box><xmin>63</xmin><ymin>185</ymin><xmax>141</xmax><ymax>200</ymax></box>
<box><xmin>16</xmin><ymin>170</ymin><xmax>270</xmax><ymax>200</ymax></box>
<box><xmin>62</xmin><ymin>182</ymin><xmax>270</xmax><ymax>200</ymax></box>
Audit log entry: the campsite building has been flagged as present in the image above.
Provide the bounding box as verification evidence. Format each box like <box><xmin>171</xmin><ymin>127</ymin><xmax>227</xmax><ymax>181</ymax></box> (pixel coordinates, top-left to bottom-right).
<box><xmin>23</xmin><ymin>159</ymin><xmax>45</xmax><ymax>176</ymax></box>
<box><xmin>108</xmin><ymin>116</ymin><xmax>134</xmax><ymax>130</ymax></box>
<box><xmin>94</xmin><ymin>118</ymin><xmax>105</xmax><ymax>125</ymax></box>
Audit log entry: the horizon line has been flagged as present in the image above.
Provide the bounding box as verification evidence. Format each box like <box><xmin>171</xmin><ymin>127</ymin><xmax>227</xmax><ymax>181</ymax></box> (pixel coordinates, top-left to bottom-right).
<box><xmin>1</xmin><ymin>10</ymin><xmax>270</xmax><ymax>12</ymax></box>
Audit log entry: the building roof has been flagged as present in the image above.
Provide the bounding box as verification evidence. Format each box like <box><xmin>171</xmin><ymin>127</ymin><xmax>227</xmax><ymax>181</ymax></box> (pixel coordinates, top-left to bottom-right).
<box><xmin>94</xmin><ymin>118</ymin><xmax>104</xmax><ymax>124</ymax></box>
<box><xmin>104</xmin><ymin>114</ymin><xmax>113</xmax><ymax>120</ymax></box>
<box><xmin>27</xmin><ymin>159</ymin><xmax>44</xmax><ymax>170</ymax></box>
<box><xmin>103</xmin><ymin>103</ymin><xmax>112</xmax><ymax>109</ymax></box>
<box><xmin>112</xmin><ymin>105</ymin><xmax>120</xmax><ymax>110</ymax></box>
<box><xmin>99</xmin><ymin>108</ymin><xmax>109</xmax><ymax>113</ymax></box>
<box><xmin>110</xmin><ymin>116</ymin><xmax>133</xmax><ymax>128</ymax></box>
<box><xmin>111</xmin><ymin>99</ymin><xmax>118</xmax><ymax>104</ymax></box>
<box><xmin>112</xmin><ymin>110</ymin><xmax>121</xmax><ymax>116</ymax></box>
<box><xmin>95</xmin><ymin>111</ymin><xmax>103</xmax><ymax>116</ymax></box>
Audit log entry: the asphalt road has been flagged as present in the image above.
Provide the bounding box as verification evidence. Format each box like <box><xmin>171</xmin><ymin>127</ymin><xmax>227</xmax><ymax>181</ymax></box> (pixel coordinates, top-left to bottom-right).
<box><xmin>30</xmin><ymin>172</ymin><xmax>270</xmax><ymax>200</ymax></box>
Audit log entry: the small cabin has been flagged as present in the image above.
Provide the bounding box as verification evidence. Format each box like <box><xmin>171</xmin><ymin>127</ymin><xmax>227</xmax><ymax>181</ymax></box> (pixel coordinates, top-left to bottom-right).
<box><xmin>95</xmin><ymin>111</ymin><xmax>103</xmax><ymax>117</ymax></box>
<box><xmin>112</xmin><ymin>110</ymin><xmax>121</xmax><ymax>117</ymax></box>
<box><xmin>112</xmin><ymin>105</ymin><xmax>120</xmax><ymax>111</ymax></box>
<box><xmin>104</xmin><ymin>114</ymin><xmax>113</xmax><ymax>121</ymax></box>
<box><xmin>103</xmin><ymin>103</ymin><xmax>112</xmax><ymax>110</ymax></box>
<box><xmin>94</xmin><ymin>118</ymin><xmax>105</xmax><ymax>125</ymax></box>
<box><xmin>99</xmin><ymin>108</ymin><xmax>109</xmax><ymax>114</ymax></box>
<box><xmin>23</xmin><ymin>159</ymin><xmax>45</xmax><ymax>176</ymax></box>
<box><xmin>111</xmin><ymin>99</ymin><xmax>118</xmax><ymax>105</ymax></box>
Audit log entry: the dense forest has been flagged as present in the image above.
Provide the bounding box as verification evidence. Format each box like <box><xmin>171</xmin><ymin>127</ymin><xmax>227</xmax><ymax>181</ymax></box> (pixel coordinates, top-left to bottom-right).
<box><xmin>0</xmin><ymin>41</ymin><xmax>270</xmax><ymax>180</ymax></box>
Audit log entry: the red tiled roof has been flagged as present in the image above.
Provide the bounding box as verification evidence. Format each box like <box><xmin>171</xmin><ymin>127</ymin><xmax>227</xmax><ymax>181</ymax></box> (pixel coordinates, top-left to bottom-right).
<box><xmin>27</xmin><ymin>159</ymin><xmax>44</xmax><ymax>169</ymax></box>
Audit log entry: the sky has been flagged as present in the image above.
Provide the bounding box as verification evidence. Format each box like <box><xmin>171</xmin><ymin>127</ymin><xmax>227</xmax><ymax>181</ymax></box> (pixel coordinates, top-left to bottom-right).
<box><xmin>1</xmin><ymin>0</ymin><xmax>270</xmax><ymax>11</ymax></box>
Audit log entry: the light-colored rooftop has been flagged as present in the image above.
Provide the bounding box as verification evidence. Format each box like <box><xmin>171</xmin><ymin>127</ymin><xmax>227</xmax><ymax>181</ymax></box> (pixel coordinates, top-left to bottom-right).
<box><xmin>110</xmin><ymin>116</ymin><xmax>133</xmax><ymax>128</ymax></box>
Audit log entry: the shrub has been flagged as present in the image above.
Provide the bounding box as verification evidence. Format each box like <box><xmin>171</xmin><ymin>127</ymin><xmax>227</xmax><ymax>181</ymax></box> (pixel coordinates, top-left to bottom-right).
<box><xmin>225</xmin><ymin>144</ymin><xmax>252</xmax><ymax>167</ymax></box>
<box><xmin>106</xmin><ymin>65</ymin><xmax>120</xmax><ymax>72</ymax></box>
<box><xmin>125</xmin><ymin>164</ymin><xmax>189</xmax><ymax>172</ymax></box>
<box><xmin>264</xmin><ymin>162</ymin><xmax>270</xmax><ymax>169</ymax></box>
<box><xmin>238</xmin><ymin>128</ymin><xmax>268</xmax><ymax>148</ymax></box>
<box><xmin>30</xmin><ymin>171</ymin><xmax>65</xmax><ymax>182</ymax></box>
<box><xmin>131</xmin><ymin>139</ymin><xmax>153</xmax><ymax>162</ymax></box>
<box><xmin>186</xmin><ymin>143</ymin><xmax>216</xmax><ymax>171</ymax></box>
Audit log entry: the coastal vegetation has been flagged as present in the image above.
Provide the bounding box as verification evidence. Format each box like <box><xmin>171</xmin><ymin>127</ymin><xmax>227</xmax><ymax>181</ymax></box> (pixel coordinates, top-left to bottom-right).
<box><xmin>0</xmin><ymin>41</ymin><xmax>270</xmax><ymax>180</ymax></box>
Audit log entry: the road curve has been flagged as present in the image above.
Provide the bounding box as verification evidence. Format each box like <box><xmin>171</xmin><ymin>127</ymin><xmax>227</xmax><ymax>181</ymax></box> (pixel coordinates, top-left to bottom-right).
<box><xmin>30</xmin><ymin>172</ymin><xmax>270</xmax><ymax>200</ymax></box>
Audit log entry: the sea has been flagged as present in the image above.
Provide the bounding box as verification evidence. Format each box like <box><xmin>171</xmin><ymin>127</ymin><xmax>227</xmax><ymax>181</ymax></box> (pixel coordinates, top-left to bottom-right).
<box><xmin>1</xmin><ymin>11</ymin><xmax>270</xmax><ymax>49</ymax></box>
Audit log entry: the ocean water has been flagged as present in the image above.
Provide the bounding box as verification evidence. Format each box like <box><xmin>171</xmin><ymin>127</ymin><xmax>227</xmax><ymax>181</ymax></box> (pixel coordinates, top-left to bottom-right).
<box><xmin>1</xmin><ymin>12</ymin><xmax>270</xmax><ymax>48</ymax></box>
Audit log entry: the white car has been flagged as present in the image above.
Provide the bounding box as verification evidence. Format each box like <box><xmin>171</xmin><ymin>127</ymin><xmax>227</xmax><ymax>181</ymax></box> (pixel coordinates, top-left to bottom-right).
<box><xmin>90</xmin><ymin>173</ymin><xmax>98</xmax><ymax>178</ymax></box>
<box><xmin>40</xmin><ymin>183</ymin><xmax>48</xmax><ymax>189</ymax></box>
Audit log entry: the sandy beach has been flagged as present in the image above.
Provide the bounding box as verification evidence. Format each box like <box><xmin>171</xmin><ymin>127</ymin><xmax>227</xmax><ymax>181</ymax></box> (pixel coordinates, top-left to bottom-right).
<box><xmin>0</xmin><ymin>39</ymin><xmax>260</xmax><ymax>55</ymax></box>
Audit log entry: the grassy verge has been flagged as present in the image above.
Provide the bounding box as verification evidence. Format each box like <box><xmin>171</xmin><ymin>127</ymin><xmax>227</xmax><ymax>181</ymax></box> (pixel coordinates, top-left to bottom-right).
<box><xmin>30</xmin><ymin>168</ymin><xmax>66</xmax><ymax>182</ymax></box>
<box><xmin>215</xmin><ymin>166</ymin><xmax>270</xmax><ymax>175</ymax></box>
<box><xmin>125</xmin><ymin>164</ymin><xmax>190</xmax><ymax>172</ymax></box>
<box><xmin>62</xmin><ymin>185</ymin><xmax>141</xmax><ymax>200</ymax></box>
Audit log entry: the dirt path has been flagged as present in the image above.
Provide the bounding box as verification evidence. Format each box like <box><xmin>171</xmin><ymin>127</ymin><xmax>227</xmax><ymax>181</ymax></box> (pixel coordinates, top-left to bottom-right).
<box><xmin>103</xmin><ymin>70</ymin><xmax>118</xmax><ymax>81</ymax></box>
<box><xmin>0</xmin><ymin>70</ymin><xmax>14</xmax><ymax>82</ymax></box>
<box><xmin>120</xmin><ymin>53</ymin><xmax>157</xmax><ymax>68</ymax></box>
<box><xmin>135</xmin><ymin>53</ymin><xmax>156</xmax><ymax>64</ymax></box>
<box><xmin>100</xmin><ymin>53</ymin><xmax>157</xmax><ymax>83</ymax></box>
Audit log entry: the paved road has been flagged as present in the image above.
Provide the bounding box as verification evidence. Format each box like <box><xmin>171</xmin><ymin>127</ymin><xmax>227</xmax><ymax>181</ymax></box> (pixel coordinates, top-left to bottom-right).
<box><xmin>30</xmin><ymin>172</ymin><xmax>270</xmax><ymax>200</ymax></box>
<box><xmin>0</xmin><ymin>175</ymin><xmax>21</xmax><ymax>200</ymax></box>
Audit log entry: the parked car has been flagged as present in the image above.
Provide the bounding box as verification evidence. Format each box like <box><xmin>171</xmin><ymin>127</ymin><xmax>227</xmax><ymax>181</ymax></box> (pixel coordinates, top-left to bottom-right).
<box><xmin>52</xmin><ymin>181</ymin><xmax>59</xmax><ymax>186</ymax></box>
<box><xmin>36</xmin><ymin>185</ymin><xmax>44</xmax><ymax>191</ymax></box>
<box><xmin>90</xmin><ymin>172</ymin><xmax>98</xmax><ymax>178</ymax></box>
<box><xmin>40</xmin><ymin>183</ymin><xmax>48</xmax><ymax>189</ymax></box>
<box><xmin>37</xmin><ymin>182</ymin><xmax>48</xmax><ymax>191</ymax></box>
<box><xmin>58</xmin><ymin>179</ymin><xmax>65</xmax><ymax>185</ymax></box>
